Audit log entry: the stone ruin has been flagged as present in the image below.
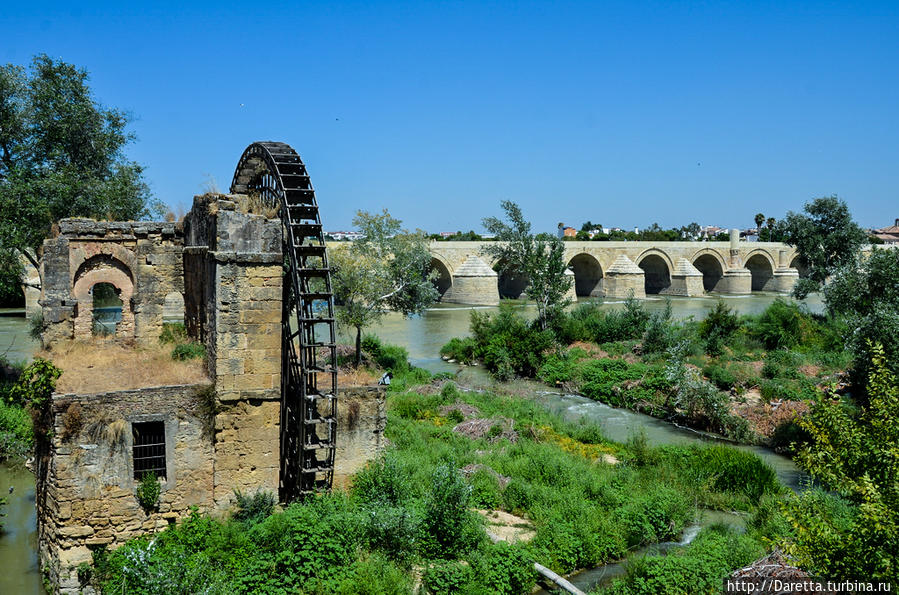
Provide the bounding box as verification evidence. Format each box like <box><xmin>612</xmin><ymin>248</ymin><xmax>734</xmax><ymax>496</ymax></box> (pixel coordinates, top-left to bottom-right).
<box><xmin>35</xmin><ymin>194</ymin><xmax>386</xmax><ymax>593</ymax></box>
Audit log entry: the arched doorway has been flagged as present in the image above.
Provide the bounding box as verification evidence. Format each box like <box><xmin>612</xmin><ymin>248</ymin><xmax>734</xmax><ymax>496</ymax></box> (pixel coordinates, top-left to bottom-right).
<box><xmin>693</xmin><ymin>254</ymin><xmax>724</xmax><ymax>292</ymax></box>
<box><xmin>638</xmin><ymin>254</ymin><xmax>671</xmax><ymax>295</ymax></box>
<box><xmin>745</xmin><ymin>254</ymin><xmax>774</xmax><ymax>291</ymax></box>
<box><xmin>568</xmin><ymin>253</ymin><xmax>603</xmax><ymax>297</ymax></box>
<box><xmin>92</xmin><ymin>283</ymin><xmax>123</xmax><ymax>336</ymax></box>
<box><xmin>163</xmin><ymin>292</ymin><xmax>186</xmax><ymax>323</ymax></box>
<box><xmin>429</xmin><ymin>258</ymin><xmax>452</xmax><ymax>300</ymax></box>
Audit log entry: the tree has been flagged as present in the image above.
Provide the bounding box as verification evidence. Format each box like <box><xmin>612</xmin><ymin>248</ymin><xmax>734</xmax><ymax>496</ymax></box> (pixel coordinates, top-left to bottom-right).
<box><xmin>0</xmin><ymin>55</ymin><xmax>159</xmax><ymax>292</ymax></box>
<box><xmin>331</xmin><ymin>209</ymin><xmax>438</xmax><ymax>366</ymax></box>
<box><xmin>754</xmin><ymin>212</ymin><xmax>765</xmax><ymax>231</ymax></box>
<box><xmin>824</xmin><ymin>247</ymin><xmax>899</xmax><ymax>384</ymax></box>
<box><xmin>778</xmin><ymin>196</ymin><xmax>867</xmax><ymax>299</ymax></box>
<box><xmin>481</xmin><ymin>200</ymin><xmax>572</xmax><ymax>329</ymax></box>
<box><xmin>782</xmin><ymin>343</ymin><xmax>899</xmax><ymax>578</ymax></box>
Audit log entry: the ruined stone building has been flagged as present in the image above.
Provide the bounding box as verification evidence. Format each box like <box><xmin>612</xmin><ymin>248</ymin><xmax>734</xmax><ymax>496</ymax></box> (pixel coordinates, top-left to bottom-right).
<box><xmin>36</xmin><ymin>194</ymin><xmax>385</xmax><ymax>593</ymax></box>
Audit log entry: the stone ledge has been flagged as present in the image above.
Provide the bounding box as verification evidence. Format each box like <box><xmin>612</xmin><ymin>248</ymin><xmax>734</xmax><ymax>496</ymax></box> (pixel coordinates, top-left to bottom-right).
<box><xmin>210</xmin><ymin>251</ymin><xmax>282</xmax><ymax>264</ymax></box>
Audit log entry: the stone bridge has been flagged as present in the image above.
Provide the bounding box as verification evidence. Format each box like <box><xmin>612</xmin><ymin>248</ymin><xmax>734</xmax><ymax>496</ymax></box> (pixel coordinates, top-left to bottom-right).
<box><xmin>426</xmin><ymin>230</ymin><xmax>804</xmax><ymax>305</ymax></box>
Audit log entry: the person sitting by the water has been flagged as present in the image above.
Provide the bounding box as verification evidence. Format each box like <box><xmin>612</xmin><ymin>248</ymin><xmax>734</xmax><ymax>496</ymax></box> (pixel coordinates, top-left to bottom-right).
<box><xmin>378</xmin><ymin>372</ymin><xmax>392</xmax><ymax>386</ymax></box>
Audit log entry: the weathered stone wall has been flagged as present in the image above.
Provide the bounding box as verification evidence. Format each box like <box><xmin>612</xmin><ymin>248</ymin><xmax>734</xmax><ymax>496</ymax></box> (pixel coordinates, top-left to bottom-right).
<box><xmin>40</xmin><ymin>220</ymin><xmax>184</xmax><ymax>345</ymax></box>
<box><xmin>40</xmin><ymin>384</ymin><xmax>214</xmax><ymax>593</ymax></box>
<box><xmin>333</xmin><ymin>385</ymin><xmax>387</xmax><ymax>489</ymax></box>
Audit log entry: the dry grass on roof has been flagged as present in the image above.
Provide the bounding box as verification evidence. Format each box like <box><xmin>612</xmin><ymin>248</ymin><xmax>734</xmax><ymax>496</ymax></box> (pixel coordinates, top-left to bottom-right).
<box><xmin>42</xmin><ymin>339</ymin><xmax>209</xmax><ymax>395</ymax></box>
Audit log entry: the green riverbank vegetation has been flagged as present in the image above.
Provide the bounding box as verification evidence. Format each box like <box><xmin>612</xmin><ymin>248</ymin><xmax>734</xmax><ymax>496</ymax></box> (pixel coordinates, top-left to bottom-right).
<box><xmin>87</xmin><ymin>345</ymin><xmax>787</xmax><ymax>594</ymax></box>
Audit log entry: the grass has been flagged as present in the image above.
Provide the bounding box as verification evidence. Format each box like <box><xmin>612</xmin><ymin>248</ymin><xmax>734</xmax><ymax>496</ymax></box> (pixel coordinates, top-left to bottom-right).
<box><xmin>41</xmin><ymin>339</ymin><xmax>209</xmax><ymax>394</ymax></box>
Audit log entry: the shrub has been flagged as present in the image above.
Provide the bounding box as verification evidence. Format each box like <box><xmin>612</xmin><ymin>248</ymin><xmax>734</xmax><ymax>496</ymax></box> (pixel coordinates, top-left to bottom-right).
<box><xmin>439</xmin><ymin>337</ymin><xmax>478</xmax><ymax>364</ymax></box>
<box><xmin>423</xmin><ymin>560</ymin><xmax>475</xmax><ymax>594</ymax></box>
<box><xmin>750</xmin><ymin>299</ymin><xmax>807</xmax><ymax>350</ymax></box>
<box><xmin>362</xmin><ymin>335</ymin><xmax>411</xmax><ymax>373</ymax></box>
<box><xmin>468</xmin><ymin>305</ymin><xmax>556</xmax><ymax>379</ymax></box>
<box><xmin>159</xmin><ymin>322</ymin><xmax>188</xmax><ymax>344</ymax></box>
<box><xmin>136</xmin><ymin>471</ymin><xmax>161</xmax><ymax>512</ymax></box>
<box><xmin>699</xmin><ymin>301</ymin><xmax>740</xmax><ymax>355</ymax></box>
<box><xmin>703</xmin><ymin>363</ymin><xmax>737</xmax><ymax>391</ymax></box>
<box><xmin>360</xmin><ymin>503</ymin><xmax>419</xmax><ymax>562</ymax></box>
<box><xmin>470</xmin><ymin>541</ymin><xmax>536</xmax><ymax>595</ymax></box>
<box><xmin>615</xmin><ymin>485</ymin><xmax>692</xmax><ymax>547</ymax></box>
<box><xmin>171</xmin><ymin>342</ymin><xmax>206</xmax><ymax>361</ymax></box>
<box><xmin>232</xmin><ymin>488</ymin><xmax>276</xmax><ymax>524</ymax></box>
<box><xmin>468</xmin><ymin>468</ymin><xmax>504</xmax><ymax>509</ymax></box>
<box><xmin>642</xmin><ymin>300</ymin><xmax>674</xmax><ymax>354</ymax></box>
<box><xmin>419</xmin><ymin>464</ymin><xmax>483</xmax><ymax>557</ymax></box>
<box><xmin>664</xmin><ymin>445</ymin><xmax>779</xmax><ymax>501</ymax></box>
<box><xmin>352</xmin><ymin>454</ymin><xmax>412</xmax><ymax>507</ymax></box>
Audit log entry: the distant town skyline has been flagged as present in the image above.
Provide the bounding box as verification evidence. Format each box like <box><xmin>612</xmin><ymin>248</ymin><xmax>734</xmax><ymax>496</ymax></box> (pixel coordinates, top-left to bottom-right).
<box><xmin>2</xmin><ymin>1</ymin><xmax>897</xmax><ymax>232</ymax></box>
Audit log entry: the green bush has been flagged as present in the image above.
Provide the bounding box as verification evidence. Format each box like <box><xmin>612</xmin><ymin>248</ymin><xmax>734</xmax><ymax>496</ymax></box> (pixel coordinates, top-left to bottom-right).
<box><xmin>360</xmin><ymin>502</ymin><xmax>419</xmax><ymax>562</ymax></box>
<box><xmin>362</xmin><ymin>334</ymin><xmax>412</xmax><ymax>373</ymax></box>
<box><xmin>419</xmin><ymin>464</ymin><xmax>483</xmax><ymax>558</ymax></box>
<box><xmin>423</xmin><ymin>559</ymin><xmax>475</xmax><ymax>594</ymax></box>
<box><xmin>232</xmin><ymin>488</ymin><xmax>276</xmax><ymax>524</ymax></box>
<box><xmin>750</xmin><ymin>299</ymin><xmax>807</xmax><ymax>350</ymax></box>
<box><xmin>470</xmin><ymin>541</ymin><xmax>536</xmax><ymax>595</ymax></box>
<box><xmin>615</xmin><ymin>485</ymin><xmax>691</xmax><ymax>547</ymax></box>
<box><xmin>136</xmin><ymin>472</ymin><xmax>161</xmax><ymax>512</ymax></box>
<box><xmin>159</xmin><ymin>322</ymin><xmax>188</xmax><ymax>344</ymax></box>
<box><xmin>662</xmin><ymin>445</ymin><xmax>780</xmax><ymax>501</ymax></box>
<box><xmin>699</xmin><ymin>301</ymin><xmax>740</xmax><ymax>355</ymax></box>
<box><xmin>703</xmin><ymin>363</ymin><xmax>737</xmax><ymax>391</ymax></box>
<box><xmin>439</xmin><ymin>337</ymin><xmax>478</xmax><ymax>364</ymax></box>
<box><xmin>603</xmin><ymin>525</ymin><xmax>765</xmax><ymax>595</ymax></box>
<box><xmin>352</xmin><ymin>454</ymin><xmax>412</xmax><ymax>507</ymax></box>
<box><xmin>468</xmin><ymin>305</ymin><xmax>556</xmax><ymax>380</ymax></box>
<box><xmin>171</xmin><ymin>342</ymin><xmax>206</xmax><ymax>360</ymax></box>
<box><xmin>468</xmin><ymin>468</ymin><xmax>504</xmax><ymax>509</ymax></box>
<box><xmin>642</xmin><ymin>300</ymin><xmax>674</xmax><ymax>355</ymax></box>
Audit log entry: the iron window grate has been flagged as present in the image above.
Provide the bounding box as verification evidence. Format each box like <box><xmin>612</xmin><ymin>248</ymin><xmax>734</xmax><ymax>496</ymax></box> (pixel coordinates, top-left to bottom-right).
<box><xmin>133</xmin><ymin>421</ymin><xmax>166</xmax><ymax>480</ymax></box>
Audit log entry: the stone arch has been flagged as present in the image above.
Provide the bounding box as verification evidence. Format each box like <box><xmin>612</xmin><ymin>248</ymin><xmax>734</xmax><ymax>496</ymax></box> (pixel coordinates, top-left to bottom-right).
<box><xmin>495</xmin><ymin>259</ymin><xmax>529</xmax><ymax>299</ymax></box>
<box><xmin>73</xmin><ymin>260</ymin><xmax>135</xmax><ymax>339</ymax></box>
<box><xmin>163</xmin><ymin>292</ymin><xmax>186</xmax><ymax>323</ymax></box>
<box><xmin>69</xmin><ymin>243</ymin><xmax>137</xmax><ymax>286</ymax></box>
<box><xmin>691</xmin><ymin>251</ymin><xmax>726</xmax><ymax>292</ymax></box>
<box><xmin>428</xmin><ymin>257</ymin><xmax>453</xmax><ymax>299</ymax></box>
<box><xmin>789</xmin><ymin>255</ymin><xmax>810</xmax><ymax>279</ymax></box>
<box><xmin>567</xmin><ymin>253</ymin><xmax>604</xmax><ymax>297</ymax></box>
<box><xmin>636</xmin><ymin>251</ymin><xmax>672</xmax><ymax>295</ymax></box>
<box><xmin>745</xmin><ymin>251</ymin><xmax>776</xmax><ymax>291</ymax></box>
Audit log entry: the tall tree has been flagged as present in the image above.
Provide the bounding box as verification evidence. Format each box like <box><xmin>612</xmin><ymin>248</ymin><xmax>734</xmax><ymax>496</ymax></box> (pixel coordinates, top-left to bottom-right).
<box><xmin>481</xmin><ymin>200</ymin><xmax>572</xmax><ymax>329</ymax></box>
<box><xmin>754</xmin><ymin>212</ymin><xmax>765</xmax><ymax>231</ymax></box>
<box><xmin>0</xmin><ymin>55</ymin><xmax>159</xmax><ymax>292</ymax></box>
<box><xmin>331</xmin><ymin>209</ymin><xmax>438</xmax><ymax>366</ymax></box>
<box><xmin>778</xmin><ymin>196</ymin><xmax>867</xmax><ymax>298</ymax></box>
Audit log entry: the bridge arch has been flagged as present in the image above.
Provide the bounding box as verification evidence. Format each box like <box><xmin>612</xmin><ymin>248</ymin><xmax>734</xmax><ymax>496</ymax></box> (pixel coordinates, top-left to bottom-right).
<box><xmin>789</xmin><ymin>255</ymin><xmax>810</xmax><ymax>279</ymax></box>
<box><xmin>495</xmin><ymin>259</ymin><xmax>529</xmax><ymax>299</ymax></box>
<box><xmin>429</xmin><ymin>256</ymin><xmax>453</xmax><ymax>299</ymax></box>
<box><xmin>636</xmin><ymin>250</ymin><xmax>673</xmax><ymax>295</ymax></box>
<box><xmin>567</xmin><ymin>253</ymin><xmax>603</xmax><ymax>297</ymax></box>
<box><xmin>691</xmin><ymin>250</ymin><xmax>727</xmax><ymax>293</ymax></box>
<box><xmin>745</xmin><ymin>250</ymin><xmax>776</xmax><ymax>291</ymax></box>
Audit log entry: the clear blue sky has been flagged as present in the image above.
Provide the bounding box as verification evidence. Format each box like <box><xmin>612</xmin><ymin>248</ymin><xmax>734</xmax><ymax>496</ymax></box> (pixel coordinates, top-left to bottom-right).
<box><xmin>3</xmin><ymin>1</ymin><xmax>897</xmax><ymax>233</ymax></box>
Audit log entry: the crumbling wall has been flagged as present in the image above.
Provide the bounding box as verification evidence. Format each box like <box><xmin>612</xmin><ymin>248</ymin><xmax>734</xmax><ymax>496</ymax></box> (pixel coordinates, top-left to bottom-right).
<box><xmin>40</xmin><ymin>384</ymin><xmax>214</xmax><ymax>593</ymax></box>
<box><xmin>40</xmin><ymin>220</ymin><xmax>184</xmax><ymax>345</ymax></box>
<box><xmin>333</xmin><ymin>385</ymin><xmax>387</xmax><ymax>489</ymax></box>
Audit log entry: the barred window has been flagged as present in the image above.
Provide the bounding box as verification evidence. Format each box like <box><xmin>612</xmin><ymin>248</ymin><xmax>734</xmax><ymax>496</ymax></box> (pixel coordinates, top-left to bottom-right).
<box><xmin>133</xmin><ymin>421</ymin><xmax>166</xmax><ymax>480</ymax></box>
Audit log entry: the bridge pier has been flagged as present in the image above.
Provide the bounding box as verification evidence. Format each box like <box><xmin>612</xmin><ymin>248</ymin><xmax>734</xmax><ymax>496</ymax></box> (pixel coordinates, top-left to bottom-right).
<box><xmin>663</xmin><ymin>258</ymin><xmax>704</xmax><ymax>297</ymax></box>
<box><xmin>717</xmin><ymin>269</ymin><xmax>753</xmax><ymax>294</ymax></box>
<box><xmin>603</xmin><ymin>255</ymin><xmax>645</xmax><ymax>299</ymax></box>
<box><xmin>442</xmin><ymin>255</ymin><xmax>499</xmax><ymax>305</ymax></box>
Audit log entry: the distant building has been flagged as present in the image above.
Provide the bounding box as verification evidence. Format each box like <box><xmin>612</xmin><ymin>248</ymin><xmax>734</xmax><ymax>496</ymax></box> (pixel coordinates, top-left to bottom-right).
<box><xmin>563</xmin><ymin>227</ymin><xmax>577</xmax><ymax>238</ymax></box>
<box><xmin>326</xmin><ymin>230</ymin><xmax>365</xmax><ymax>241</ymax></box>
<box><xmin>872</xmin><ymin>219</ymin><xmax>899</xmax><ymax>245</ymax></box>
<box><xmin>439</xmin><ymin>232</ymin><xmax>456</xmax><ymax>238</ymax></box>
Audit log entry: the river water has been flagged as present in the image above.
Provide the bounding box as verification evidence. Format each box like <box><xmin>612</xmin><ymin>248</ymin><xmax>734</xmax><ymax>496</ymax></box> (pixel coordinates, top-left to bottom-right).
<box><xmin>0</xmin><ymin>294</ymin><xmax>816</xmax><ymax>594</ymax></box>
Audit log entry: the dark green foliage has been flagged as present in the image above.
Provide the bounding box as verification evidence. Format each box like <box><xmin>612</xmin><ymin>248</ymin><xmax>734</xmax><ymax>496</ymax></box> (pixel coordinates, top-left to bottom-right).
<box><xmin>419</xmin><ymin>464</ymin><xmax>483</xmax><ymax>558</ymax></box>
<box><xmin>439</xmin><ymin>337</ymin><xmax>478</xmax><ymax>364</ymax></box>
<box><xmin>659</xmin><ymin>445</ymin><xmax>780</xmax><ymax>502</ymax></box>
<box><xmin>603</xmin><ymin>525</ymin><xmax>765</xmax><ymax>595</ymax></box>
<box><xmin>231</xmin><ymin>489</ymin><xmax>276</xmax><ymax>525</ymax></box>
<box><xmin>466</xmin><ymin>304</ymin><xmax>555</xmax><ymax>380</ymax></box>
<box><xmin>699</xmin><ymin>300</ymin><xmax>739</xmax><ymax>356</ymax></box>
<box><xmin>702</xmin><ymin>363</ymin><xmax>737</xmax><ymax>391</ymax></box>
<box><xmin>551</xmin><ymin>297</ymin><xmax>649</xmax><ymax>345</ymax></box>
<box><xmin>824</xmin><ymin>247</ymin><xmax>899</xmax><ymax>387</ymax></box>
<box><xmin>423</xmin><ymin>560</ymin><xmax>475</xmax><ymax>594</ymax></box>
<box><xmin>0</xmin><ymin>358</ymin><xmax>32</xmax><ymax>458</ymax></box>
<box><xmin>159</xmin><ymin>322</ymin><xmax>188</xmax><ymax>344</ymax></box>
<box><xmin>615</xmin><ymin>485</ymin><xmax>691</xmax><ymax>547</ymax></box>
<box><xmin>362</xmin><ymin>334</ymin><xmax>412</xmax><ymax>373</ymax></box>
<box><xmin>171</xmin><ymin>342</ymin><xmax>206</xmax><ymax>361</ymax></box>
<box><xmin>0</xmin><ymin>55</ymin><xmax>159</xmax><ymax>289</ymax></box>
<box><xmin>468</xmin><ymin>468</ymin><xmax>504</xmax><ymax>509</ymax></box>
<box><xmin>136</xmin><ymin>472</ymin><xmax>161</xmax><ymax>512</ymax></box>
<box><xmin>778</xmin><ymin>196</ymin><xmax>867</xmax><ymax>299</ymax></box>
<box><xmin>641</xmin><ymin>300</ymin><xmax>673</xmax><ymax>355</ymax></box>
<box><xmin>351</xmin><ymin>454</ymin><xmax>411</xmax><ymax>507</ymax></box>
<box><xmin>469</xmin><ymin>541</ymin><xmax>536</xmax><ymax>595</ymax></box>
<box><xmin>749</xmin><ymin>299</ymin><xmax>805</xmax><ymax>350</ymax></box>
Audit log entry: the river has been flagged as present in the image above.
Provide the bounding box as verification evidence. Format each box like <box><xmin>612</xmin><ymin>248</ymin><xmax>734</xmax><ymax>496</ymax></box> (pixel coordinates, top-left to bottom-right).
<box><xmin>0</xmin><ymin>293</ymin><xmax>815</xmax><ymax>594</ymax></box>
